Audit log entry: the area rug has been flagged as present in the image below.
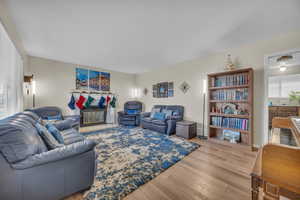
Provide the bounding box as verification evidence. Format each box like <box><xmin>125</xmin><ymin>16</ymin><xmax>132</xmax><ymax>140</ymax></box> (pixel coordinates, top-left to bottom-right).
<box><xmin>82</xmin><ymin>127</ymin><xmax>199</xmax><ymax>200</ymax></box>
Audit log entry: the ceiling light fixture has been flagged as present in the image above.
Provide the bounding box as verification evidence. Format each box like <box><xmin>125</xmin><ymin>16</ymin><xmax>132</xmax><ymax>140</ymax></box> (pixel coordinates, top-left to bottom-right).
<box><xmin>277</xmin><ymin>55</ymin><xmax>293</xmax><ymax>72</ymax></box>
<box><xmin>276</xmin><ymin>55</ymin><xmax>293</xmax><ymax>63</ymax></box>
<box><xmin>279</xmin><ymin>66</ymin><xmax>287</xmax><ymax>72</ymax></box>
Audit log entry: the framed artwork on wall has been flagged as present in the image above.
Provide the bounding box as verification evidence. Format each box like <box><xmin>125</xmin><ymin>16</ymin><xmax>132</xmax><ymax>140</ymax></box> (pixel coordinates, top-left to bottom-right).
<box><xmin>75</xmin><ymin>68</ymin><xmax>110</xmax><ymax>91</ymax></box>
<box><xmin>153</xmin><ymin>85</ymin><xmax>158</xmax><ymax>98</ymax></box>
<box><xmin>168</xmin><ymin>82</ymin><xmax>174</xmax><ymax>97</ymax></box>
<box><xmin>152</xmin><ymin>82</ymin><xmax>174</xmax><ymax>98</ymax></box>
<box><xmin>100</xmin><ymin>72</ymin><xmax>110</xmax><ymax>91</ymax></box>
<box><xmin>76</xmin><ymin>68</ymin><xmax>89</xmax><ymax>90</ymax></box>
<box><xmin>89</xmin><ymin>70</ymin><xmax>100</xmax><ymax>91</ymax></box>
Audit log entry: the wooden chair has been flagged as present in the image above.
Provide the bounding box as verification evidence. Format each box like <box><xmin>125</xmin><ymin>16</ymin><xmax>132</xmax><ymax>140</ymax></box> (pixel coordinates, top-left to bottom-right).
<box><xmin>251</xmin><ymin>117</ymin><xmax>300</xmax><ymax>200</ymax></box>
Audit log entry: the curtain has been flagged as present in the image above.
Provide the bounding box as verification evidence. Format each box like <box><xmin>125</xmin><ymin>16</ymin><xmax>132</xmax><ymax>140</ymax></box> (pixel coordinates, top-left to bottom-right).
<box><xmin>0</xmin><ymin>21</ymin><xmax>23</xmax><ymax>119</ymax></box>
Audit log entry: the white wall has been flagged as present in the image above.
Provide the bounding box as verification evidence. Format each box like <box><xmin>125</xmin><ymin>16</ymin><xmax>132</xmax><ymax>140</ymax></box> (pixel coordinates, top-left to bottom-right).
<box><xmin>0</xmin><ymin>0</ymin><xmax>28</xmax><ymax>113</ymax></box>
<box><xmin>27</xmin><ymin>30</ymin><xmax>300</xmax><ymax>146</ymax></box>
<box><xmin>136</xmin><ymin>30</ymin><xmax>300</xmax><ymax>147</ymax></box>
<box><xmin>27</xmin><ymin>56</ymin><xmax>136</xmax><ymax>115</ymax></box>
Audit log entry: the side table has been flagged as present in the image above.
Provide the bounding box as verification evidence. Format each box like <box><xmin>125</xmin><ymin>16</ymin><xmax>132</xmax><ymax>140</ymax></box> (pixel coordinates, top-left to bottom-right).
<box><xmin>176</xmin><ymin>120</ymin><xmax>197</xmax><ymax>139</ymax></box>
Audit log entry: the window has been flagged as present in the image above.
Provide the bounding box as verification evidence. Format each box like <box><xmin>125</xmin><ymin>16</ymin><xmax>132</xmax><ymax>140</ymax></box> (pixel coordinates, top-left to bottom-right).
<box><xmin>268</xmin><ymin>74</ymin><xmax>300</xmax><ymax>98</ymax></box>
<box><xmin>0</xmin><ymin>21</ymin><xmax>23</xmax><ymax>119</ymax></box>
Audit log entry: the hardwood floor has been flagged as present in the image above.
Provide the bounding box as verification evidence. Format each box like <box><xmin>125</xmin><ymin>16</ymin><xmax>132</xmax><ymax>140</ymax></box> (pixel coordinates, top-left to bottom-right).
<box><xmin>66</xmin><ymin>138</ymin><xmax>257</xmax><ymax>200</ymax></box>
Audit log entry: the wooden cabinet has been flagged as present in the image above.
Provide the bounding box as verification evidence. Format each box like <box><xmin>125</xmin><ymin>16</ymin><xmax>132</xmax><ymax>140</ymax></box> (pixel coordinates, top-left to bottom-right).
<box><xmin>268</xmin><ymin>106</ymin><xmax>300</xmax><ymax>128</ymax></box>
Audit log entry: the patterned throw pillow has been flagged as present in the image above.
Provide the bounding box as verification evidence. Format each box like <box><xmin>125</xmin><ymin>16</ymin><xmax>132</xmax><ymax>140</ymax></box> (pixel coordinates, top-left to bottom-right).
<box><xmin>35</xmin><ymin>123</ymin><xmax>63</xmax><ymax>150</ymax></box>
<box><xmin>45</xmin><ymin>123</ymin><xmax>64</xmax><ymax>144</ymax></box>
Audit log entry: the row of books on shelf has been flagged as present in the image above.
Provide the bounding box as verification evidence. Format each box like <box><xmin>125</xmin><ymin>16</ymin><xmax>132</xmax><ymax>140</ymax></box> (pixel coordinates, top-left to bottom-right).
<box><xmin>211</xmin><ymin>89</ymin><xmax>248</xmax><ymax>101</ymax></box>
<box><xmin>211</xmin><ymin>116</ymin><xmax>249</xmax><ymax>131</ymax></box>
<box><xmin>211</xmin><ymin>73</ymin><xmax>249</xmax><ymax>87</ymax></box>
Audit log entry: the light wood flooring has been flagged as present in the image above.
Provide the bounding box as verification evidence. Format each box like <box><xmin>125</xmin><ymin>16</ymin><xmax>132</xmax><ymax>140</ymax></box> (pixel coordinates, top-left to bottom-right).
<box><xmin>67</xmin><ymin>128</ymin><xmax>257</xmax><ymax>200</ymax></box>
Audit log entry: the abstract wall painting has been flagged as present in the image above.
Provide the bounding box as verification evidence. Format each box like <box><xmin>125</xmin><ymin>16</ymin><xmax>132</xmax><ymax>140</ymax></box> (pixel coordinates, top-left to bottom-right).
<box><xmin>76</xmin><ymin>68</ymin><xmax>89</xmax><ymax>90</ymax></box>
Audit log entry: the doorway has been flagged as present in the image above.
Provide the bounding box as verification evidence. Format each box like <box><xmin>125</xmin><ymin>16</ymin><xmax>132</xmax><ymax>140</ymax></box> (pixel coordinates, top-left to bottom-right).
<box><xmin>264</xmin><ymin>49</ymin><xmax>300</xmax><ymax>145</ymax></box>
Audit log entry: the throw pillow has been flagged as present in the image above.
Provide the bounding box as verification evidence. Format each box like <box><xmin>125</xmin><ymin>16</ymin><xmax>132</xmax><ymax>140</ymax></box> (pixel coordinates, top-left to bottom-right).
<box><xmin>35</xmin><ymin>123</ymin><xmax>63</xmax><ymax>150</ymax></box>
<box><xmin>153</xmin><ymin>112</ymin><xmax>166</xmax><ymax>121</ymax></box>
<box><xmin>162</xmin><ymin>109</ymin><xmax>173</xmax><ymax>119</ymax></box>
<box><xmin>45</xmin><ymin>123</ymin><xmax>64</xmax><ymax>144</ymax></box>
<box><xmin>127</xmin><ymin>109</ymin><xmax>138</xmax><ymax>114</ymax></box>
<box><xmin>47</xmin><ymin>115</ymin><xmax>62</xmax><ymax>120</ymax></box>
<box><xmin>150</xmin><ymin>108</ymin><xmax>161</xmax><ymax>118</ymax></box>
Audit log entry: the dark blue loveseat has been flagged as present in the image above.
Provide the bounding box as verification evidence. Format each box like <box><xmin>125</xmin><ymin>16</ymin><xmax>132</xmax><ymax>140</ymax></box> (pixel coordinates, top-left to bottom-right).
<box><xmin>141</xmin><ymin>105</ymin><xmax>184</xmax><ymax>135</ymax></box>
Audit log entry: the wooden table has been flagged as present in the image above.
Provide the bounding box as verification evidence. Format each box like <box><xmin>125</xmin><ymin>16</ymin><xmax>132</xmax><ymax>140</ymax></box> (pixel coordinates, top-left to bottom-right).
<box><xmin>251</xmin><ymin>117</ymin><xmax>300</xmax><ymax>200</ymax></box>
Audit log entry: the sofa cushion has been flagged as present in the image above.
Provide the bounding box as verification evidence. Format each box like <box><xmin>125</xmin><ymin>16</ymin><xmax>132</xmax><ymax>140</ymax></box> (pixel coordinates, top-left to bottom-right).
<box><xmin>60</xmin><ymin>128</ymin><xmax>78</xmax><ymax>137</ymax></box>
<box><xmin>63</xmin><ymin>134</ymin><xmax>85</xmax><ymax>145</ymax></box>
<box><xmin>141</xmin><ymin>117</ymin><xmax>153</xmax><ymax>123</ymax></box>
<box><xmin>45</xmin><ymin>123</ymin><xmax>64</xmax><ymax>144</ymax></box>
<box><xmin>0</xmin><ymin>124</ymin><xmax>47</xmax><ymax>163</ymax></box>
<box><xmin>22</xmin><ymin>111</ymin><xmax>41</xmax><ymax>121</ymax></box>
<box><xmin>35</xmin><ymin>123</ymin><xmax>63</xmax><ymax>150</ymax></box>
<box><xmin>151</xmin><ymin>119</ymin><xmax>167</xmax><ymax>126</ymax></box>
<box><xmin>123</xmin><ymin>116</ymin><xmax>136</xmax><ymax>120</ymax></box>
<box><xmin>6</xmin><ymin>119</ymin><xmax>34</xmax><ymax>129</ymax></box>
<box><xmin>14</xmin><ymin>114</ymin><xmax>37</xmax><ymax>126</ymax></box>
<box><xmin>60</xmin><ymin>128</ymin><xmax>84</xmax><ymax>145</ymax></box>
<box><xmin>153</xmin><ymin>112</ymin><xmax>166</xmax><ymax>121</ymax></box>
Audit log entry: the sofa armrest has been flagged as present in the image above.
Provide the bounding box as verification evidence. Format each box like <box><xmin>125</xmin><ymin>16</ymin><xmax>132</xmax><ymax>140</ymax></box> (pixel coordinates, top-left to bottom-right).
<box><xmin>167</xmin><ymin>115</ymin><xmax>182</xmax><ymax>121</ymax></box>
<box><xmin>141</xmin><ymin>112</ymin><xmax>151</xmax><ymax>118</ymax></box>
<box><xmin>118</xmin><ymin>111</ymin><xmax>125</xmax><ymax>116</ymax></box>
<box><xmin>12</xmin><ymin>139</ymin><xmax>97</xmax><ymax>170</ymax></box>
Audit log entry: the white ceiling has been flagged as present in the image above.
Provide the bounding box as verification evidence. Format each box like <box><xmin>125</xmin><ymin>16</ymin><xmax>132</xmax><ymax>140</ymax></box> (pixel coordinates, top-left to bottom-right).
<box><xmin>5</xmin><ymin>0</ymin><xmax>300</xmax><ymax>73</ymax></box>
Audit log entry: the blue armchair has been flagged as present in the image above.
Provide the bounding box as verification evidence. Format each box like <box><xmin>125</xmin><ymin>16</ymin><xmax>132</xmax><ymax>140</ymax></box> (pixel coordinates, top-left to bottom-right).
<box><xmin>118</xmin><ymin>101</ymin><xmax>143</xmax><ymax>126</ymax></box>
<box><xmin>141</xmin><ymin>105</ymin><xmax>184</xmax><ymax>135</ymax></box>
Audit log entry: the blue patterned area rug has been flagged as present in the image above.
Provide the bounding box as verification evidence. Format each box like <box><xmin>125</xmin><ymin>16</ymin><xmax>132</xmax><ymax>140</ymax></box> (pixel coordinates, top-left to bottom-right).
<box><xmin>82</xmin><ymin>127</ymin><xmax>199</xmax><ymax>200</ymax></box>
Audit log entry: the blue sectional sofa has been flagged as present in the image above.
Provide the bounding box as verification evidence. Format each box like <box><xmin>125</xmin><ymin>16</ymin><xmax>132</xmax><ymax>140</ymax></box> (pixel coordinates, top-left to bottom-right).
<box><xmin>0</xmin><ymin>110</ymin><xmax>97</xmax><ymax>200</ymax></box>
<box><xmin>141</xmin><ymin>105</ymin><xmax>184</xmax><ymax>135</ymax></box>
